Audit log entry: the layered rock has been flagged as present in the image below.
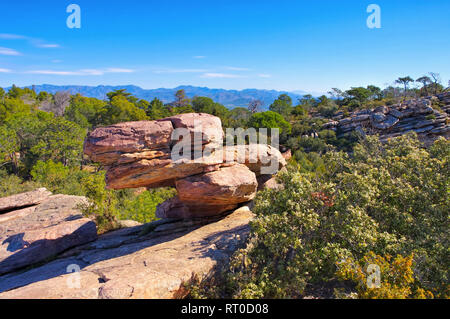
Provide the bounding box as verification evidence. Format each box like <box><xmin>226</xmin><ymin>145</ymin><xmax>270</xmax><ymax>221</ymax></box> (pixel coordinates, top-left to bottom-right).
<box><xmin>84</xmin><ymin>113</ymin><xmax>286</xmax><ymax>219</ymax></box>
<box><xmin>0</xmin><ymin>188</ymin><xmax>52</xmax><ymax>213</ymax></box>
<box><xmin>323</xmin><ymin>93</ymin><xmax>450</xmax><ymax>145</ymax></box>
<box><xmin>0</xmin><ymin>193</ymin><xmax>97</xmax><ymax>275</ymax></box>
<box><xmin>155</xmin><ymin>165</ymin><xmax>257</xmax><ymax>218</ymax></box>
<box><xmin>0</xmin><ymin>206</ymin><xmax>253</xmax><ymax>298</ymax></box>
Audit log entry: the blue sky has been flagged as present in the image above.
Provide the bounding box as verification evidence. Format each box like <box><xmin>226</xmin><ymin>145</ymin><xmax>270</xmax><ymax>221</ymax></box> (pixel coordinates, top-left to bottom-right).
<box><xmin>0</xmin><ymin>0</ymin><xmax>449</xmax><ymax>93</ymax></box>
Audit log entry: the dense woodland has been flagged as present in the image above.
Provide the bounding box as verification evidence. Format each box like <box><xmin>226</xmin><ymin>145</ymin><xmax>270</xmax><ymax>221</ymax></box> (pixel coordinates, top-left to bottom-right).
<box><xmin>0</xmin><ymin>73</ymin><xmax>448</xmax><ymax>298</ymax></box>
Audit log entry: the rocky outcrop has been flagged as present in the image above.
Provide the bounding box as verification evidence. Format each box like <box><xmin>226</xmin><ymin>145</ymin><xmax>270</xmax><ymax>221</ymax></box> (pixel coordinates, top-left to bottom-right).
<box><xmin>0</xmin><ymin>206</ymin><xmax>253</xmax><ymax>299</ymax></box>
<box><xmin>0</xmin><ymin>192</ymin><xmax>97</xmax><ymax>275</ymax></box>
<box><xmin>323</xmin><ymin>93</ymin><xmax>450</xmax><ymax>145</ymax></box>
<box><xmin>0</xmin><ymin>113</ymin><xmax>284</xmax><ymax>298</ymax></box>
<box><xmin>155</xmin><ymin>164</ymin><xmax>258</xmax><ymax>218</ymax></box>
<box><xmin>0</xmin><ymin>188</ymin><xmax>52</xmax><ymax>213</ymax></box>
<box><xmin>84</xmin><ymin>113</ymin><xmax>286</xmax><ymax>218</ymax></box>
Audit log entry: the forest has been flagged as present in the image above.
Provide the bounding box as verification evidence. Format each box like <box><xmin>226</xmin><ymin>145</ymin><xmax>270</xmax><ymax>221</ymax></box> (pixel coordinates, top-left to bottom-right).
<box><xmin>0</xmin><ymin>73</ymin><xmax>448</xmax><ymax>298</ymax></box>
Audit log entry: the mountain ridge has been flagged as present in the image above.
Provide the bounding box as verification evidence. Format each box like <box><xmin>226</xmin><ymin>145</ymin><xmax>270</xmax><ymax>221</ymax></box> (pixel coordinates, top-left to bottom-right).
<box><xmin>4</xmin><ymin>84</ymin><xmax>316</xmax><ymax>109</ymax></box>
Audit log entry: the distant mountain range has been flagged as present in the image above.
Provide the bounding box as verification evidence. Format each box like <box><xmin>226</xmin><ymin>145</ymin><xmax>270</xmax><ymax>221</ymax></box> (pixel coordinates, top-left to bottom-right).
<box><xmin>6</xmin><ymin>84</ymin><xmax>321</xmax><ymax>109</ymax></box>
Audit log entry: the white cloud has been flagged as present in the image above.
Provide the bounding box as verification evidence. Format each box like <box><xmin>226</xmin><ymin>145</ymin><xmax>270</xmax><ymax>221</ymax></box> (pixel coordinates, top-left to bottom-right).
<box><xmin>224</xmin><ymin>66</ymin><xmax>250</xmax><ymax>71</ymax></box>
<box><xmin>0</xmin><ymin>68</ymin><xmax>12</xmax><ymax>73</ymax></box>
<box><xmin>0</xmin><ymin>47</ymin><xmax>21</xmax><ymax>56</ymax></box>
<box><xmin>28</xmin><ymin>70</ymin><xmax>79</xmax><ymax>75</ymax></box>
<box><xmin>26</xmin><ymin>68</ymin><xmax>135</xmax><ymax>76</ymax></box>
<box><xmin>0</xmin><ymin>34</ymin><xmax>61</xmax><ymax>49</ymax></box>
<box><xmin>193</xmin><ymin>56</ymin><xmax>206</xmax><ymax>59</ymax></box>
<box><xmin>258</xmin><ymin>74</ymin><xmax>271</xmax><ymax>78</ymax></box>
<box><xmin>80</xmin><ymin>69</ymin><xmax>105</xmax><ymax>75</ymax></box>
<box><xmin>35</xmin><ymin>43</ymin><xmax>60</xmax><ymax>48</ymax></box>
<box><xmin>201</xmin><ymin>73</ymin><xmax>244</xmax><ymax>78</ymax></box>
<box><xmin>106</xmin><ymin>68</ymin><xmax>134</xmax><ymax>73</ymax></box>
<box><xmin>0</xmin><ymin>33</ymin><xmax>26</xmax><ymax>40</ymax></box>
<box><xmin>154</xmin><ymin>68</ymin><xmax>208</xmax><ymax>74</ymax></box>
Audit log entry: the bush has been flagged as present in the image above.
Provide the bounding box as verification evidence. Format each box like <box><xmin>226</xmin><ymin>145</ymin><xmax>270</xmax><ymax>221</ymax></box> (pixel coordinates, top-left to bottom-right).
<box><xmin>190</xmin><ymin>133</ymin><xmax>449</xmax><ymax>299</ymax></box>
<box><xmin>31</xmin><ymin>160</ymin><xmax>89</xmax><ymax>195</ymax></box>
<box><xmin>118</xmin><ymin>188</ymin><xmax>177</xmax><ymax>223</ymax></box>
<box><xmin>335</xmin><ymin>252</ymin><xmax>434</xmax><ymax>299</ymax></box>
<box><xmin>0</xmin><ymin>170</ymin><xmax>41</xmax><ymax>197</ymax></box>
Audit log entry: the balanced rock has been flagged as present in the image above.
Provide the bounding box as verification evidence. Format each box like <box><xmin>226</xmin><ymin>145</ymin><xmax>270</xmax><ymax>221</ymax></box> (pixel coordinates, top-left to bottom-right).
<box><xmin>84</xmin><ymin>113</ymin><xmax>287</xmax><ymax>218</ymax></box>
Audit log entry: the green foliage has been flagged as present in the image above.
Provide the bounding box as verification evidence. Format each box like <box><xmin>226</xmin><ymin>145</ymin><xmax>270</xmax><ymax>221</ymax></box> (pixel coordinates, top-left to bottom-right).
<box><xmin>79</xmin><ymin>171</ymin><xmax>119</xmax><ymax>233</ymax></box>
<box><xmin>248</xmin><ymin>111</ymin><xmax>291</xmax><ymax>136</ymax></box>
<box><xmin>146</xmin><ymin>97</ymin><xmax>171</xmax><ymax>120</ymax></box>
<box><xmin>269</xmin><ymin>94</ymin><xmax>293</xmax><ymax>117</ymax></box>
<box><xmin>118</xmin><ymin>188</ymin><xmax>177</xmax><ymax>223</ymax></box>
<box><xmin>64</xmin><ymin>94</ymin><xmax>107</xmax><ymax>128</ymax></box>
<box><xmin>2</xmin><ymin>111</ymin><xmax>86</xmax><ymax>175</ymax></box>
<box><xmin>191</xmin><ymin>134</ymin><xmax>449</xmax><ymax>299</ymax></box>
<box><xmin>335</xmin><ymin>252</ymin><xmax>434</xmax><ymax>299</ymax></box>
<box><xmin>101</xmin><ymin>95</ymin><xmax>148</xmax><ymax>125</ymax></box>
<box><xmin>30</xmin><ymin>160</ymin><xmax>89</xmax><ymax>195</ymax></box>
<box><xmin>191</xmin><ymin>96</ymin><xmax>231</xmax><ymax>126</ymax></box>
<box><xmin>0</xmin><ymin>169</ymin><xmax>41</xmax><ymax>197</ymax></box>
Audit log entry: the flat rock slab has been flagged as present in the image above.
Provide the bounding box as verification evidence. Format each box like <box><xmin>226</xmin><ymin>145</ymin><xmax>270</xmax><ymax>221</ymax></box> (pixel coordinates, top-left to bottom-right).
<box><xmin>0</xmin><ymin>194</ymin><xmax>97</xmax><ymax>275</ymax></box>
<box><xmin>0</xmin><ymin>206</ymin><xmax>254</xmax><ymax>299</ymax></box>
<box><xmin>0</xmin><ymin>188</ymin><xmax>52</xmax><ymax>213</ymax></box>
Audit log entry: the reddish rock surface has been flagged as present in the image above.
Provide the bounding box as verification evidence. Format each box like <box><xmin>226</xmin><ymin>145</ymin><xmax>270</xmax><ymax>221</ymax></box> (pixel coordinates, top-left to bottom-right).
<box><xmin>0</xmin><ymin>194</ymin><xmax>97</xmax><ymax>275</ymax></box>
<box><xmin>84</xmin><ymin>120</ymin><xmax>173</xmax><ymax>165</ymax></box>
<box><xmin>176</xmin><ymin>164</ymin><xmax>257</xmax><ymax>205</ymax></box>
<box><xmin>0</xmin><ymin>188</ymin><xmax>52</xmax><ymax>213</ymax></box>
<box><xmin>84</xmin><ymin>113</ymin><xmax>286</xmax><ymax>218</ymax></box>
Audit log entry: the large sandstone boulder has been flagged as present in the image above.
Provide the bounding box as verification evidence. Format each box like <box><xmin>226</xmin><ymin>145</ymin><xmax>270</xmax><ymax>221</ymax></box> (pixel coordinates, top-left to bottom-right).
<box><xmin>84</xmin><ymin>113</ymin><xmax>226</xmax><ymax>189</ymax></box>
<box><xmin>222</xmin><ymin>144</ymin><xmax>286</xmax><ymax>176</ymax></box>
<box><xmin>104</xmin><ymin>152</ymin><xmax>223</xmax><ymax>189</ymax></box>
<box><xmin>0</xmin><ymin>206</ymin><xmax>253</xmax><ymax>298</ymax></box>
<box><xmin>0</xmin><ymin>194</ymin><xmax>97</xmax><ymax>275</ymax></box>
<box><xmin>160</xmin><ymin>112</ymin><xmax>224</xmax><ymax>148</ymax></box>
<box><xmin>155</xmin><ymin>196</ymin><xmax>237</xmax><ymax>219</ymax></box>
<box><xmin>155</xmin><ymin>164</ymin><xmax>258</xmax><ymax>219</ymax></box>
<box><xmin>84</xmin><ymin>120</ymin><xmax>173</xmax><ymax>165</ymax></box>
<box><xmin>176</xmin><ymin>164</ymin><xmax>257</xmax><ymax>205</ymax></box>
<box><xmin>84</xmin><ymin>113</ymin><xmax>286</xmax><ymax>218</ymax></box>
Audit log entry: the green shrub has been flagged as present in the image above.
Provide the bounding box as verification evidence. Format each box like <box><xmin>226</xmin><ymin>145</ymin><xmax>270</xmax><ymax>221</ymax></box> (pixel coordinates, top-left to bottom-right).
<box><xmin>190</xmin><ymin>133</ymin><xmax>449</xmax><ymax>299</ymax></box>
<box><xmin>0</xmin><ymin>170</ymin><xmax>41</xmax><ymax>197</ymax></box>
<box><xmin>118</xmin><ymin>188</ymin><xmax>177</xmax><ymax>223</ymax></box>
<box><xmin>31</xmin><ymin>160</ymin><xmax>89</xmax><ymax>195</ymax></box>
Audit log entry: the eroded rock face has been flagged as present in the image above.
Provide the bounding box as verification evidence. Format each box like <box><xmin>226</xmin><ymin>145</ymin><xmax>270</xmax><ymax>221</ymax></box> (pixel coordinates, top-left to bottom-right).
<box><xmin>0</xmin><ymin>188</ymin><xmax>52</xmax><ymax>213</ymax></box>
<box><xmin>161</xmin><ymin>112</ymin><xmax>224</xmax><ymax>148</ymax></box>
<box><xmin>155</xmin><ymin>196</ymin><xmax>237</xmax><ymax>219</ymax></box>
<box><xmin>222</xmin><ymin>144</ymin><xmax>286</xmax><ymax>176</ymax></box>
<box><xmin>0</xmin><ymin>206</ymin><xmax>253</xmax><ymax>299</ymax></box>
<box><xmin>84</xmin><ymin>113</ymin><xmax>287</xmax><ymax>218</ymax></box>
<box><xmin>323</xmin><ymin>93</ymin><xmax>450</xmax><ymax>145</ymax></box>
<box><xmin>84</xmin><ymin>120</ymin><xmax>174</xmax><ymax>165</ymax></box>
<box><xmin>176</xmin><ymin>164</ymin><xmax>257</xmax><ymax>205</ymax></box>
<box><xmin>0</xmin><ymin>194</ymin><xmax>97</xmax><ymax>275</ymax></box>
